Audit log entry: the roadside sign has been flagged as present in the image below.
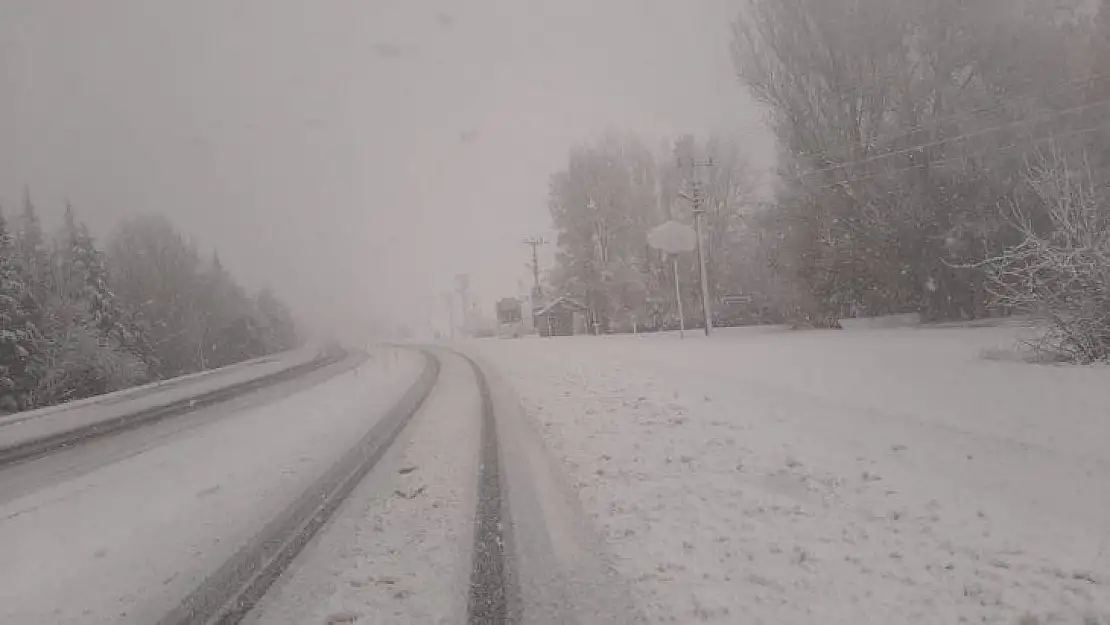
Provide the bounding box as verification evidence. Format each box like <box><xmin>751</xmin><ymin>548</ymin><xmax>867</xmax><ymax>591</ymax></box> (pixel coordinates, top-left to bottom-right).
<box><xmin>647</xmin><ymin>221</ymin><xmax>697</xmax><ymax>254</ymax></box>
<box><xmin>723</xmin><ymin>294</ymin><xmax>754</xmax><ymax>305</ymax></box>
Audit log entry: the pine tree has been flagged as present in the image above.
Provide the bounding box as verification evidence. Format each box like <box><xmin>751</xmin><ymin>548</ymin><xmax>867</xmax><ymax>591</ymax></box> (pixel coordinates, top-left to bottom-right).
<box><xmin>63</xmin><ymin>206</ymin><xmax>154</xmax><ymax>375</ymax></box>
<box><xmin>17</xmin><ymin>188</ymin><xmax>50</xmax><ymax>298</ymax></box>
<box><xmin>255</xmin><ymin>286</ymin><xmax>299</xmax><ymax>353</ymax></box>
<box><xmin>26</xmin><ymin>206</ymin><xmax>148</xmax><ymax>405</ymax></box>
<box><xmin>106</xmin><ymin>214</ymin><xmax>208</xmax><ymax>378</ymax></box>
<box><xmin>0</xmin><ymin>207</ymin><xmax>41</xmax><ymax>412</ymax></box>
<box><xmin>198</xmin><ymin>251</ymin><xmax>260</xmax><ymax>367</ymax></box>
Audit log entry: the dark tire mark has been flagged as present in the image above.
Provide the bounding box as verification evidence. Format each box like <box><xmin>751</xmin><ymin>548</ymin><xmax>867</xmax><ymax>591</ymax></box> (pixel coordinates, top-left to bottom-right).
<box><xmin>460</xmin><ymin>353</ymin><xmax>519</xmax><ymax>625</ymax></box>
<box><xmin>159</xmin><ymin>350</ymin><xmax>440</xmax><ymax>625</ymax></box>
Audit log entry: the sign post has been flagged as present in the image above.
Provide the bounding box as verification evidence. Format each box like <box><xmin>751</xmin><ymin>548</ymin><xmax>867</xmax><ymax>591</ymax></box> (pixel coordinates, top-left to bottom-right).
<box><xmin>647</xmin><ymin>221</ymin><xmax>698</xmax><ymax>340</ymax></box>
<box><xmin>672</xmin><ymin>256</ymin><xmax>685</xmax><ymax>339</ymax></box>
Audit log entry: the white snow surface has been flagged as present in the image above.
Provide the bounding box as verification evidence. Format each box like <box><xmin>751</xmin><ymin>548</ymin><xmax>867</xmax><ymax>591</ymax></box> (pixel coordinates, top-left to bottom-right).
<box><xmin>245</xmin><ymin>349</ymin><xmax>482</xmax><ymax>625</ymax></box>
<box><xmin>467</xmin><ymin>326</ymin><xmax>1110</xmax><ymax>625</ymax></box>
<box><xmin>0</xmin><ymin>348</ymin><xmax>423</xmax><ymax>625</ymax></box>
<box><xmin>0</xmin><ymin>346</ymin><xmax>322</xmax><ymax>450</ymax></box>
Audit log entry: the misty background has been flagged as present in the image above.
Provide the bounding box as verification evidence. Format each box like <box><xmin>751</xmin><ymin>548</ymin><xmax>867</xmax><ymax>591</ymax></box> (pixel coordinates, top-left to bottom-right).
<box><xmin>0</xmin><ymin>0</ymin><xmax>775</xmax><ymax>339</ymax></box>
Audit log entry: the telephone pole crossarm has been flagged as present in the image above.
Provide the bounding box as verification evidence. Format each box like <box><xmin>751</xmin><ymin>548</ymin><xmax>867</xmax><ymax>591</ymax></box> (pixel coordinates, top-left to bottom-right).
<box><xmin>678</xmin><ymin>157</ymin><xmax>715</xmax><ymax>336</ymax></box>
<box><xmin>523</xmin><ymin>236</ymin><xmax>547</xmax><ymax>305</ymax></box>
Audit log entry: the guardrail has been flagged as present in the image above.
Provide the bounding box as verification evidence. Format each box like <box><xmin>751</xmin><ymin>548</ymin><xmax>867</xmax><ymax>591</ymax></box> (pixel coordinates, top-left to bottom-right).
<box><xmin>0</xmin><ymin>344</ymin><xmax>348</xmax><ymax>468</ymax></box>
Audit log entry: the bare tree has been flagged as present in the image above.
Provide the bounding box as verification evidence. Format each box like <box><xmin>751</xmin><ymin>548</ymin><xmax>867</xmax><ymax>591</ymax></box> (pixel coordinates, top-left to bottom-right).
<box><xmin>731</xmin><ymin>0</ymin><xmax>1101</xmax><ymax>323</ymax></box>
<box><xmin>982</xmin><ymin>147</ymin><xmax>1110</xmax><ymax>362</ymax></box>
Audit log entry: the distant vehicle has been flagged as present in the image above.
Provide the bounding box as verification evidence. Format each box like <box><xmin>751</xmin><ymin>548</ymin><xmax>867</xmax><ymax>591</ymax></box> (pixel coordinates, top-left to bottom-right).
<box><xmin>496</xmin><ymin>298</ymin><xmax>525</xmax><ymax>338</ymax></box>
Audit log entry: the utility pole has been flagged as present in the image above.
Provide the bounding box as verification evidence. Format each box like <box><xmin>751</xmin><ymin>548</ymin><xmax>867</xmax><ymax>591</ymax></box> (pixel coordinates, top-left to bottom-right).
<box><xmin>673</xmin><ymin>255</ymin><xmax>686</xmax><ymax>339</ymax></box>
<box><xmin>454</xmin><ymin>274</ymin><xmax>471</xmax><ymax>337</ymax></box>
<box><xmin>679</xmin><ymin>157</ymin><xmax>715</xmax><ymax>336</ymax></box>
<box><xmin>441</xmin><ymin>291</ymin><xmax>456</xmax><ymax>339</ymax></box>
<box><xmin>523</xmin><ymin>236</ymin><xmax>546</xmax><ymax>305</ymax></box>
<box><xmin>586</xmin><ymin>198</ymin><xmax>606</xmax><ymax>335</ymax></box>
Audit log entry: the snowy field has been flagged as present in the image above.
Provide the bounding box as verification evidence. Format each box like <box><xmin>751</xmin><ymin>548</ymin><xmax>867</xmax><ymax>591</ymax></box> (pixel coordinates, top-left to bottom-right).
<box><xmin>468</xmin><ymin>325</ymin><xmax>1110</xmax><ymax>625</ymax></box>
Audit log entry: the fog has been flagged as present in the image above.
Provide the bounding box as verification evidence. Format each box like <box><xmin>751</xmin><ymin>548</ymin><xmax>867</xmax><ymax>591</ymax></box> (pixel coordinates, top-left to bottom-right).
<box><xmin>0</xmin><ymin>0</ymin><xmax>773</xmax><ymax>339</ymax></box>
<box><xmin>5</xmin><ymin>2</ymin><xmax>1110</xmax><ymax>622</ymax></box>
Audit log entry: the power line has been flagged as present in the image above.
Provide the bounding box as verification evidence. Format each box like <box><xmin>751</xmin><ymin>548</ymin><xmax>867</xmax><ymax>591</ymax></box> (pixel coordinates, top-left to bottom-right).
<box><xmin>660</xmin><ymin>68</ymin><xmax>1104</xmax><ymax>177</ymax></box>
<box><xmin>819</xmin><ymin>121</ymin><xmax>1110</xmax><ymax>192</ymax></box>
<box><xmin>797</xmin><ymin>70</ymin><xmax>1110</xmax><ymax>166</ymax></box>
<box><xmin>812</xmin><ymin>119</ymin><xmax>1110</xmax><ymax>193</ymax></box>
<box><xmin>802</xmin><ymin>95</ymin><xmax>1110</xmax><ymax>179</ymax></box>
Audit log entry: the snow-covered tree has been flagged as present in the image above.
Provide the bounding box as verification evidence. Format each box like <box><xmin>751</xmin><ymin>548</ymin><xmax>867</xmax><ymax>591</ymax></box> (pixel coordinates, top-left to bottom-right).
<box><xmin>547</xmin><ymin>133</ymin><xmax>660</xmax><ymax>331</ymax></box>
<box><xmin>16</xmin><ymin>188</ymin><xmax>51</xmax><ymax>299</ymax></box>
<box><xmin>254</xmin><ymin>286</ymin><xmax>299</xmax><ymax>353</ymax></box>
<box><xmin>196</xmin><ymin>252</ymin><xmax>261</xmax><ymax>368</ymax></box>
<box><xmin>0</xmin><ymin>207</ymin><xmax>42</xmax><ymax>412</ymax></box>
<box><xmin>69</xmin><ymin>207</ymin><xmax>153</xmax><ymax>361</ymax></box>
<box><xmin>106</xmin><ymin>215</ymin><xmax>294</xmax><ymax>377</ymax></box>
<box><xmin>731</xmin><ymin>0</ymin><xmax>1102</xmax><ymax>323</ymax></box>
<box><xmin>0</xmin><ymin>199</ymin><xmax>300</xmax><ymax>410</ymax></box>
<box><xmin>107</xmin><ymin>214</ymin><xmax>207</xmax><ymax>378</ymax></box>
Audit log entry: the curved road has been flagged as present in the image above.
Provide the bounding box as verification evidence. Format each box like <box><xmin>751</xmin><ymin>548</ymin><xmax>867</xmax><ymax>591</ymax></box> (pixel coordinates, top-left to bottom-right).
<box><xmin>0</xmin><ymin>345</ymin><xmax>641</xmax><ymax>625</ymax></box>
<box><xmin>0</xmin><ymin>348</ymin><xmax>420</xmax><ymax>624</ymax></box>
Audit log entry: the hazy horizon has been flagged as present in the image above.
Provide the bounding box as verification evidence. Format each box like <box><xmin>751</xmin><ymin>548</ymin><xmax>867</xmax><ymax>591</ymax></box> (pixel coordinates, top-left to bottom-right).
<box><xmin>1</xmin><ymin>0</ymin><xmax>774</xmax><ymax>339</ymax></box>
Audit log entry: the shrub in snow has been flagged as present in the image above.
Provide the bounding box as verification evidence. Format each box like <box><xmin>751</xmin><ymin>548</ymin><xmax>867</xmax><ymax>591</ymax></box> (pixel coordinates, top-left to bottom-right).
<box><xmin>983</xmin><ymin>152</ymin><xmax>1110</xmax><ymax>363</ymax></box>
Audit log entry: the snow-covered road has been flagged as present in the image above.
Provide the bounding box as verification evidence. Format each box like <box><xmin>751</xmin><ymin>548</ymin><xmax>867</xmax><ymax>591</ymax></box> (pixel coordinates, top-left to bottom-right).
<box><xmin>468</xmin><ymin>325</ymin><xmax>1110</xmax><ymax>625</ymax></box>
<box><xmin>0</xmin><ymin>348</ymin><xmax>423</xmax><ymax>625</ymax></box>
<box><xmin>245</xmin><ymin>348</ymin><xmax>483</xmax><ymax>625</ymax></box>
<box><xmin>245</xmin><ymin>347</ymin><xmax>644</xmax><ymax>625</ymax></box>
<box><xmin>5</xmin><ymin>328</ymin><xmax>1106</xmax><ymax>625</ymax></box>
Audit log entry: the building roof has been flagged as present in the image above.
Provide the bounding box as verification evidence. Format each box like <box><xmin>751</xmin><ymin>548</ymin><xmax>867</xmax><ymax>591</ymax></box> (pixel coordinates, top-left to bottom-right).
<box><xmin>533</xmin><ymin>295</ymin><xmax>588</xmax><ymax>316</ymax></box>
<box><xmin>496</xmin><ymin>297</ymin><xmax>522</xmax><ymax>311</ymax></box>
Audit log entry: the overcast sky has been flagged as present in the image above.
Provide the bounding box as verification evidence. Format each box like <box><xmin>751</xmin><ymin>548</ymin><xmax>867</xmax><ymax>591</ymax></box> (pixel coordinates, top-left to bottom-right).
<box><xmin>0</xmin><ymin>0</ymin><xmax>773</xmax><ymax>338</ymax></box>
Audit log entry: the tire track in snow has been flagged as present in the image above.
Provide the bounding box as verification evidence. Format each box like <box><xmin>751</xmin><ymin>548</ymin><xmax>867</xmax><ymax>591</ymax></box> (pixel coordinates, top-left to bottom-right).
<box><xmin>461</xmin><ymin>352</ymin><xmax>519</xmax><ymax>625</ymax></box>
<box><xmin>158</xmin><ymin>349</ymin><xmax>440</xmax><ymax>625</ymax></box>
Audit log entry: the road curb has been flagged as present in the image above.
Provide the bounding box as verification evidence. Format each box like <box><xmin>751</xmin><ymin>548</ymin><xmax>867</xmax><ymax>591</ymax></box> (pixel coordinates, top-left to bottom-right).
<box><xmin>0</xmin><ymin>348</ymin><xmax>352</xmax><ymax>469</ymax></box>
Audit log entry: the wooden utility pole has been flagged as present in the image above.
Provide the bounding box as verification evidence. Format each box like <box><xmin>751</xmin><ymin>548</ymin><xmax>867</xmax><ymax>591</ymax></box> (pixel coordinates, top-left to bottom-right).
<box><xmin>523</xmin><ymin>236</ymin><xmax>546</xmax><ymax>304</ymax></box>
<box><xmin>678</xmin><ymin>157</ymin><xmax>715</xmax><ymax>336</ymax></box>
<box><xmin>441</xmin><ymin>291</ymin><xmax>456</xmax><ymax>339</ymax></box>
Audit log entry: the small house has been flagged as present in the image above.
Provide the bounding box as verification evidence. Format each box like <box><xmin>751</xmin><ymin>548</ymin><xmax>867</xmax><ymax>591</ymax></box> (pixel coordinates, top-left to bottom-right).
<box><xmin>533</xmin><ymin>296</ymin><xmax>588</xmax><ymax>337</ymax></box>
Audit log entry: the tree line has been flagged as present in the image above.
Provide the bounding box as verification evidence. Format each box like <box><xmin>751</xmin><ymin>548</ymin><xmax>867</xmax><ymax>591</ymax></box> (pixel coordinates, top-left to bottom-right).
<box><xmin>545</xmin><ymin>133</ymin><xmax>760</xmax><ymax>333</ymax></box>
<box><xmin>546</xmin><ymin>0</ymin><xmax>1110</xmax><ymax>361</ymax></box>
<box><xmin>0</xmin><ymin>192</ymin><xmax>299</xmax><ymax>413</ymax></box>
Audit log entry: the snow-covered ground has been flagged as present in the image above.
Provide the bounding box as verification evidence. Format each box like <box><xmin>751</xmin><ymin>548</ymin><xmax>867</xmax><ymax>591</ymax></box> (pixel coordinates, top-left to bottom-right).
<box><xmin>0</xmin><ymin>348</ymin><xmax>423</xmax><ymax>625</ymax></box>
<box><xmin>246</xmin><ymin>349</ymin><xmax>482</xmax><ymax>625</ymax></box>
<box><xmin>468</xmin><ymin>325</ymin><xmax>1110</xmax><ymax>625</ymax></box>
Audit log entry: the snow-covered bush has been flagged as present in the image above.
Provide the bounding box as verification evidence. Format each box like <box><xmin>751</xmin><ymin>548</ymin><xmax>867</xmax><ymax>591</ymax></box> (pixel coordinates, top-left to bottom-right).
<box><xmin>984</xmin><ymin>153</ymin><xmax>1110</xmax><ymax>363</ymax></box>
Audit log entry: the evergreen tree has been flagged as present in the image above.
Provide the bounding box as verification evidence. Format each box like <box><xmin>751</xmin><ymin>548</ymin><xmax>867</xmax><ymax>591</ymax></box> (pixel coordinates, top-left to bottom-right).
<box><xmin>107</xmin><ymin>214</ymin><xmax>207</xmax><ymax>378</ymax></box>
<box><xmin>0</xmin><ymin>207</ymin><xmax>42</xmax><ymax>412</ymax></box>
<box><xmin>198</xmin><ymin>251</ymin><xmax>260</xmax><ymax>367</ymax></box>
<box><xmin>63</xmin><ymin>206</ymin><xmax>154</xmax><ymax>373</ymax></box>
<box><xmin>0</xmin><ymin>203</ymin><xmax>298</xmax><ymax>411</ymax></box>
<box><xmin>255</xmin><ymin>286</ymin><xmax>299</xmax><ymax>353</ymax></box>
<box><xmin>17</xmin><ymin>188</ymin><xmax>50</xmax><ymax>299</ymax></box>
